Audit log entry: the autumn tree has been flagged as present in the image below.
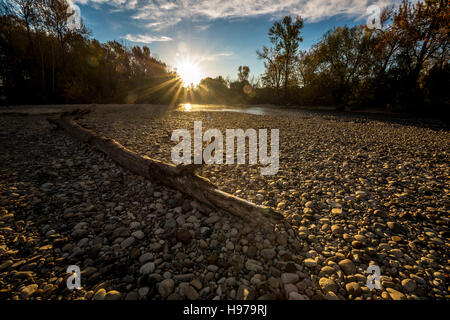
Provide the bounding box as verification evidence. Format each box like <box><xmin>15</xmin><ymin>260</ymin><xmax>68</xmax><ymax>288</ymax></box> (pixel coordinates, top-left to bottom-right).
<box><xmin>268</xmin><ymin>15</ymin><xmax>304</xmax><ymax>100</ymax></box>
<box><xmin>392</xmin><ymin>0</ymin><xmax>449</xmax><ymax>93</ymax></box>
<box><xmin>256</xmin><ymin>46</ymin><xmax>283</xmax><ymax>97</ymax></box>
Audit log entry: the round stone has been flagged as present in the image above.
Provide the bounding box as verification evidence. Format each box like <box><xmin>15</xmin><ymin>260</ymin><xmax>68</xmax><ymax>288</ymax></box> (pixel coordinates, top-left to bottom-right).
<box><xmin>139</xmin><ymin>262</ymin><xmax>155</xmax><ymax>275</ymax></box>
<box><xmin>401</xmin><ymin>279</ymin><xmax>416</xmax><ymax>293</ymax></box>
<box><xmin>158</xmin><ymin>279</ymin><xmax>175</xmax><ymax>298</ymax></box>
<box><xmin>338</xmin><ymin>259</ymin><xmax>356</xmax><ymax>275</ymax></box>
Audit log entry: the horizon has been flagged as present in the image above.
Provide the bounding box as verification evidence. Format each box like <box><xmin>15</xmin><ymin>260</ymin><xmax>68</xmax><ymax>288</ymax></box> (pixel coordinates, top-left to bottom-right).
<box><xmin>74</xmin><ymin>0</ymin><xmax>404</xmax><ymax>80</ymax></box>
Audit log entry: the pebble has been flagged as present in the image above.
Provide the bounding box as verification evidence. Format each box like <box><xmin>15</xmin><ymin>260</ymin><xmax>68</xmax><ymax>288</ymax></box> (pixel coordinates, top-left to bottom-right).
<box><xmin>158</xmin><ymin>279</ymin><xmax>175</xmax><ymax>298</ymax></box>
<box><xmin>140</xmin><ymin>262</ymin><xmax>155</xmax><ymax>275</ymax></box>
<box><xmin>386</xmin><ymin>288</ymin><xmax>406</xmax><ymax>300</ymax></box>
<box><xmin>236</xmin><ymin>285</ymin><xmax>255</xmax><ymax>300</ymax></box>
<box><xmin>281</xmin><ymin>273</ymin><xmax>299</xmax><ymax>284</ymax></box>
<box><xmin>105</xmin><ymin>290</ymin><xmax>121</xmax><ymax>300</ymax></box>
<box><xmin>401</xmin><ymin>279</ymin><xmax>416</xmax><ymax>293</ymax></box>
<box><xmin>260</xmin><ymin>248</ymin><xmax>276</xmax><ymax>260</ymax></box>
<box><xmin>20</xmin><ymin>284</ymin><xmax>38</xmax><ymax>299</ymax></box>
<box><xmin>345</xmin><ymin>282</ymin><xmax>361</xmax><ymax>297</ymax></box>
<box><xmin>132</xmin><ymin>230</ymin><xmax>145</xmax><ymax>240</ymax></box>
<box><xmin>93</xmin><ymin>289</ymin><xmax>107</xmax><ymax>300</ymax></box>
<box><xmin>184</xmin><ymin>285</ymin><xmax>199</xmax><ymax>300</ymax></box>
<box><xmin>338</xmin><ymin>259</ymin><xmax>356</xmax><ymax>275</ymax></box>
<box><xmin>303</xmin><ymin>258</ymin><xmax>317</xmax><ymax>268</ymax></box>
<box><xmin>319</xmin><ymin>278</ymin><xmax>338</xmax><ymax>293</ymax></box>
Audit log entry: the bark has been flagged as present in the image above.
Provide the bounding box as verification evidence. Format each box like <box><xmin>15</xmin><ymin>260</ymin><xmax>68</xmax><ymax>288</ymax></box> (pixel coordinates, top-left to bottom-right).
<box><xmin>48</xmin><ymin>110</ymin><xmax>284</xmax><ymax>225</ymax></box>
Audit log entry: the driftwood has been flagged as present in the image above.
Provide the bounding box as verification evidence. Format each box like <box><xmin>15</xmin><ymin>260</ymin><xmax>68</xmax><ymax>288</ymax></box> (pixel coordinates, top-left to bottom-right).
<box><xmin>49</xmin><ymin>110</ymin><xmax>284</xmax><ymax>225</ymax></box>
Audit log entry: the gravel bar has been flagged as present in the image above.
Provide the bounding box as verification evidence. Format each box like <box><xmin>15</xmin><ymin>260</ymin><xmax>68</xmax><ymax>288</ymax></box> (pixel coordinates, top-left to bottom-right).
<box><xmin>1</xmin><ymin>104</ymin><xmax>449</xmax><ymax>300</ymax></box>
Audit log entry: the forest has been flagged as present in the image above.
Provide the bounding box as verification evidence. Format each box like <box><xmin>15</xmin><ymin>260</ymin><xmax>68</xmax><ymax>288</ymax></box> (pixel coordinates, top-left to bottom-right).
<box><xmin>0</xmin><ymin>0</ymin><xmax>449</xmax><ymax>115</ymax></box>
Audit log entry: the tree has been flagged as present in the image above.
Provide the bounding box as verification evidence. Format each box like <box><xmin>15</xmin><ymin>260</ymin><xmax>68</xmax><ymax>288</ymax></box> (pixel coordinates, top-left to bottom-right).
<box><xmin>392</xmin><ymin>0</ymin><xmax>449</xmax><ymax>93</ymax></box>
<box><xmin>256</xmin><ymin>46</ymin><xmax>283</xmax><ymax>97</ymax></box>
<box><xmin>268</xmin><ymin>15</ymin><xmax>304</xmax><ymax>100</ymax></box>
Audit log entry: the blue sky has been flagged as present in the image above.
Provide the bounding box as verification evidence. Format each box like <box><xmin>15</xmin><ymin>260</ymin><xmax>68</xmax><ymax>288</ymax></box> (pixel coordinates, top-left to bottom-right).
<box><xmin>71</xmin><ymin>0</ymin><xmax>401</xmax><ymax>80</ymax></box>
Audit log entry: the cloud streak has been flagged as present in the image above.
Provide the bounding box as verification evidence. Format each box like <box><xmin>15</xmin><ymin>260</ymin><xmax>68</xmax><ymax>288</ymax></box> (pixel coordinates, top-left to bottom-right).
<box><xmin>198</xmin><ymin>51</ymin><xmax>234</xmax><ymax>62</ymax></box>
<box><xmin>121</xmin><ymin>34</ymin><xmax>173</xmax><ymax>43</ymax></box>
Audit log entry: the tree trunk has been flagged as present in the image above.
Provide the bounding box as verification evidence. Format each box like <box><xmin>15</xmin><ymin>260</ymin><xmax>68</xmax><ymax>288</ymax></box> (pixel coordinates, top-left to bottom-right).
<box><xmin>48</xmin><ymin>111</ymin><xmax>284</xmax><ymax>226</ymax></box>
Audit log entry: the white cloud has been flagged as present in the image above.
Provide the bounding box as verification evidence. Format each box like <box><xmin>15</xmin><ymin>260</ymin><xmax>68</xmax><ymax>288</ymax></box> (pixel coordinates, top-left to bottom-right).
<box><xmin>196</xmin><ymin>51</ymin><xmax>234</xmax><ymax>62</ymax></box>
<box><xmin>121</xmin><ymin>34</ymin><xmax>173</xmax><ymax>43</ymax></box>
<box><xmin>75</xmin><ymin>0</ymin><xmax>403</xmax><ymax>29</ymax></box>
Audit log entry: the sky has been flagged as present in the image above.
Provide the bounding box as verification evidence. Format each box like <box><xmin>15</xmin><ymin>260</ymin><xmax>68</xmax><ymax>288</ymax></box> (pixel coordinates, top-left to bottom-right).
<box><xmin>70</xmin><ymin>0</ymin><xmax>403</xmax><ymax>80</ymax></box>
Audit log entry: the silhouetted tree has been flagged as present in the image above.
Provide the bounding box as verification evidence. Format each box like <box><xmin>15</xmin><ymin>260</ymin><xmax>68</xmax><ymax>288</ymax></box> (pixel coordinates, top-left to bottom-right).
<box><xmin>268</xmin><ymin>15</ymin><xmax>304</xmax><ymax>100</ymax></box>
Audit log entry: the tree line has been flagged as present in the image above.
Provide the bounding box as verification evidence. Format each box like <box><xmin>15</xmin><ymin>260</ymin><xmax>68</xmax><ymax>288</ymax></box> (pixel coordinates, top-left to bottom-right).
<box><xmin>0</xmin><ymin>0</ymin><xmax>178</xmax><ymax>105</ymax></box>
<box><xmin>0</xmin><ymin>0</ymin><xmax>448</xmax><ymax>115</ymax></box>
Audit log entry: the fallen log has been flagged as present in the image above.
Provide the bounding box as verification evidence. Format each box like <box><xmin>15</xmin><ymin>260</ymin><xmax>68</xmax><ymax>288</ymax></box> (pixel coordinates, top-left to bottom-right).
<box><xmin>49</xmin><ymin>110</ymin><xmax>284</xmax><ymax>225</ymax></box>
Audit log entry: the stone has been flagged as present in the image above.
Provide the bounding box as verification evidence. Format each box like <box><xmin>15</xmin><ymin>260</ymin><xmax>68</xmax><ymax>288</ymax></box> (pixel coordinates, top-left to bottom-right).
<box><xmin>268</xmin><ymin>277</ymin><xmax>279</xmax><ymax>288</ymax></box>
<box><xmin>173</xmin><ymin>274</ymin><xmax>195</xmax><ymax>282</ymax></box>
<box><xmin>184</xmin><ymin>285</ymin><xmax>199</xmax><ymax>300</ymax></box>
<box><xmin>401</xmin><ymin>279</ymin><xmax>416</xmax><ymax>293</ymax></box>
<box><xmin>305</xmin><ymin>201</ymin><xmax>314</xmax><ymax>208</ymax></box>
<box><xmin>289</xmin><ymin>292</ymin><xmax>309</xmax><ymax>300</ymax></box>
<box><xmin>0</xmin><ymin>260</ymin><xmax>13</xmax><ymax>272</ymax></box>
<box><xmin>132</xmin><ymin>230</ymin><xmax>145</xmax><ymax>240</ymax></box>
<box><xmin>331</xmin><ymin>208</ymin><xmax>342</xmax><ymax>215</ymax></box>
<box><xmin>205</xmin><ymin>215</ymin><xmax>220</xmax><ymax>224</ymax></box>
<box><xmin>277</xmin><ymin>202</ymin><xmax>287</xmax><ymax>210</ymax></box>
<box><xmin>284</xmin><ymin>283</ymin><xmax>298</xmax><ymax>297</ymax></box>
<box><xmin>303</xmin><ymin>207</ymin><xmax>313</xmax><ymax>214</ymax></box>
<box><xmin>303</xmin><ymin>258</ymin><xmax>317</xmax><ymax>268</ymax></box>
<box><xmin>355</xmin><ymin>191</ymin><xmax>367</xmax><ymax>198</ymax></box>
<box><xmin>324</xmin><ymin>292</ymin><xmax>339</xmax><ymax>300</ymax></box>
<box><xmin>260</xmin><ymin>248</ymin><xmax>276</xmax><ymax>260</ymax></box>
<box><xmin>20</xmin><ymin>284</ymin><xmax>38</xmax><ymax>299</ymax></box>
<box><xmin>319</xmin><ymin>278</ymin><xmax>338</xmax><ymax>293</ymax></box>
<box><xmin>176</xmin><ymin>228</ymin><xmax>192</xmax><ymax>244</ymax></box>
<box><xmin>331</xmin><ymin>225</ymin><xmax>343</xmax><ymax>235</ymax></box>
<box><xmin>121</xmin><ymin>236</ymin><xmax>135</xmax><ymax>249</ymax></box>
<box><xmin>245</xmin><ymin>259</ymin><xmax>263</xmax><ymax>272</ymax></box>
<box><xmin>281</xmin><ymin>273</ymin><xmax>300</xmax><ymax>284</ymax></box>
<box><xmin>129</xmin><ymin>247</ymin><xmax>141</xmax><ymax>259</ymax></box>
<box><xmin>345</xmin><ymin>282</ymin><xmax>361</xmax><ymax>297</ymax></box>
<box><xmin>125</xmin><ymin>291</ymin><xmax>139</xmax><ymax>300</ymax></box>
<box><xmin>105</xmin><ymin>290</ymin><xmax>121</xmax><ymax>300</ymax></box>
<box><xmin>190</xmin><ymin>279</ymin><xmax>203</xmax><ymax>290</ymax></box>
<box><xmin>338</xmin><ymin>259</ymin><xmax>356</xmax><ymax>275</ymax></box>
<box><xmin>138</xmin><ymin>287</ymin><xmax>150</xmax><ymax>297</ymax></box>
<box><xmin>387</xmin><ymin>221</ymin><xmax>403</xmax><ymax>233</ymax></box>
<box><xmin>236</xmin><ymin>285</ymin><xmax>255</xmax><ymax>300</ymax></box>
<box><xmin>226</xmin><ymin>241</ymin><xmax>234</xmax><ymax>250</ymax></box>
<box><xmin>158</xmin><ymin>279</ymin><xmax>175</xmax><ymax>298</ymax></box>
<box><xmin>139</xmin><ymin>253</ymin><xmax>154</xmax><ymax>264</ymax></box>
<box><xmin>319</xmin><ymin>266</ymin><xmax>336</xmax><ymax>277</ymax></box>
<box><xmin>352</xmin><ymin>240</ymin><xmax>364</xmax><ymax>249</ymax></box>
<box><xmin>139</xmin><ymin>262</ymin><xmax>155</xmax><ymax>275</ymax></box>
<box><xmin>93</xmin><ymin>288</ymin><xmax>107</xmax><ymax>300</ymax></box>
<box><xmin>386</xmin><ymin>288</ymin><xmax>406</xmax><ymax>300</ymax></box>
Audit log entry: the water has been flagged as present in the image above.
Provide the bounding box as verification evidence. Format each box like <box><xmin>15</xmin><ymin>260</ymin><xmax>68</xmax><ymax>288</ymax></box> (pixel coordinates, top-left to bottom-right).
<box><xmin>178</xmin><ymin>103</ymin><xmax>273</xmax><ymax>116</ymax></box>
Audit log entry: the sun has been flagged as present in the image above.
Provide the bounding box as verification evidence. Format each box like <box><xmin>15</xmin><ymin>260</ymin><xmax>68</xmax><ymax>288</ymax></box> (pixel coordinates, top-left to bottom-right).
<box><xmin>176</xmin><ymin>60</ymin><xmax>201</xmax><ymax>88</ymax></box>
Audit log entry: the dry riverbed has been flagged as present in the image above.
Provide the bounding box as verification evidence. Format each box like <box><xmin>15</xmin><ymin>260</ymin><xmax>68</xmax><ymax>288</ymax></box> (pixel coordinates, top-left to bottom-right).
<box><xmin>0</xmin><ymin>104</ymin><xmax>449</xmax><ymax>300</ymax></box>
